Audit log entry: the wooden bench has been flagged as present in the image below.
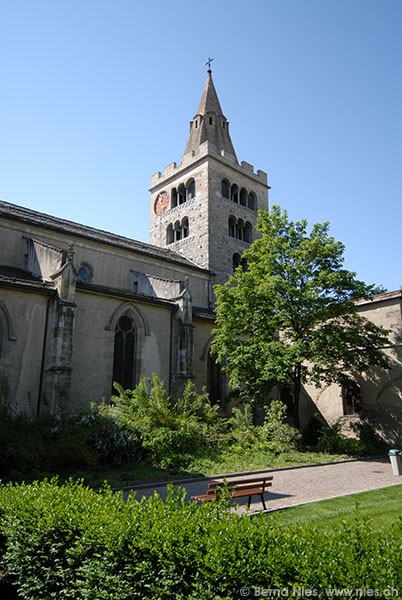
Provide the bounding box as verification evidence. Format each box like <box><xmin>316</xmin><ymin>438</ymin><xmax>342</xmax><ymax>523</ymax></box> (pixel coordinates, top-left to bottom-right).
<box><xmin>192</xmin><ymin>475</ymin><xmax>273</xmax><ymax>511</ymax></box>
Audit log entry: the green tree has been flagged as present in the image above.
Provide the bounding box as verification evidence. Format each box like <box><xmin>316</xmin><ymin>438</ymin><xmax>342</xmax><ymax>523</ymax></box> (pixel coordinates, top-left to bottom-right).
<box><xmin>211</xmin><ymin>206</ymin><xmax>390</xmax><ymax>427</ymax></box>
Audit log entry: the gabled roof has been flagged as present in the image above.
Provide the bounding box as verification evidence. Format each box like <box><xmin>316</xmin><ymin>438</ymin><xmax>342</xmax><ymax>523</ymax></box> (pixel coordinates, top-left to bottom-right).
<box><xmin>0</xmin><ymin>200</ymin><xmax>211</xmax><ymax>275</ymax></box>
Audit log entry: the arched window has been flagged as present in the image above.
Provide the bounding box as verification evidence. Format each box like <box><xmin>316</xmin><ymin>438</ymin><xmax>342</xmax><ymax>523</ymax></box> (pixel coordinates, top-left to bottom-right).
<box><xmin>231</xmin><ymin>184</ymin><xmax>239</xmax><ymax>203</ymax></box>
<box><xmin>244</xmin><ymin>222</ymin><xmax>252</xmax><ymax>243</ymax></box>
<box><xmin>240</xmin><ymin>188</ymin><xmax>247</xmax><ymax>207</ymax></box>
<box><xmin>182</xmin><ymin>217</ymin><xmax>189</xmax><ymax>238</ymax></box>
<box><xmin>167</xmin><ymin>224</ymin><xmax>174</xmax><ymax>245</ymax></box>
<box><xmin>186</xmin><ymin>178</ymin><xmax>195</xmax><ymax>200</ymax></box>
<box><xmin>174</xmin><ymin>220</ymin><xmax>182</xmax><ymax>241</ymax></box>
<box><xmin>228</xmin><ymin>216</ymin><xmax>236</xmax><ymax>238</ymax></box>
<box><xmin>248</xmin><ymin>192</ymin><xmax>256</xmax><ymax>211</ymax></box>
<box><xmin>232</xmin><ymin>253</ymin><xmax>241</xmax><ymax>271</ymax></box>
<box><xmin>112</xmin><ymin>315</ymin><xmax>136</xmax><ymax>391</ymax></box>
<box><xmin>178</xmin><ymin>184</ymin><xmax>186</xmax><ymax>205</ymax></box>
<box><xmin>222</xmin><ymin>179</ymin><xmax>230</xmax><ymax>199</ymax></box>
<box><xmin>171</xmin><ymin>188</ymin><xmax>178</xmax><ymax>209</ymax></box>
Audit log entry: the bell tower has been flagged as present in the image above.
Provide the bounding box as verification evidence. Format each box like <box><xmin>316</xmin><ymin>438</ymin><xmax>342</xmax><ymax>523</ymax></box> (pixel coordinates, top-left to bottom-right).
<box><xmin>150</xmin><ymin>67</ymin><xmax>269</xmax><ymax>283</ymax></box>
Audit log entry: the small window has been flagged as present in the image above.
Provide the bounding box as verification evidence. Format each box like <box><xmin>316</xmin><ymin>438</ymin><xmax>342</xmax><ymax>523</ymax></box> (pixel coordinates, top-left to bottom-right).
<box><xmin>182</xmin><ymin>217</ymin><xmax>189</xmax><ymax>238</ymax></box>
<box><xmin>236</xmin><ymin>219</ymin><xmax>244</xmax><ymax>241</ymax></box>
<box><xmin>222</xmin><ymin>179</ymin><xmax>230</xmax><ymax>199</ymax></box>
<box><xmin>342</xmin><ymin>381</ymin><xmax>362</xmax><ymax>415</ymax></box>
<box><xmin>186</xmin><ymin>178</ymin><xmax>195</xmax><ymax>200</ymax></box>
<box><xmin>244</xmin><ymin>222</ymin><xmax>252</xmax><ymax>243</ymax></box>
<box><xmin>174</xmin><ymin>220</ymin><xmax>182</xmax><ymax>241</ymax></box>
<box><xmin>232</xmin><ymin>253</ymin><xmax>241</xmax><ymax>272</ymax></box>
<box><xmin>171</xmin><ymin>188</ymin><xmax>178</xmax><ymax>208</ymax></box>
<box><xmin>248</xmin><ymin>192</ymin><xmax>256</xmax><ymax>211</ymax></box>
<box><xmin>167</xmin><ymin>224</ymin><xmax>174</xmax><ymax>245</ymax></box>
<box><xmin>240</xmin><ymin>188</ymin><xmax>247</xmax><ymax>207</ymax></box>
<box><xmin>178</xmin><ymin>184</ymin><xmax>186</xmax><ymax>205</ymax></box>
<box><xmin>77</xmin><ymin>263</ymin><xmax>93</xmax><ymax>283</ymax></box>
<box><xmin>209</xmin><ymin>116</ymin><xmax>213</xmax><ymax>125</ymax></box>
<box><xmin>228</xmin><ymin>216</ymin><xmax>236</xmax><ymax>237</ymax></box>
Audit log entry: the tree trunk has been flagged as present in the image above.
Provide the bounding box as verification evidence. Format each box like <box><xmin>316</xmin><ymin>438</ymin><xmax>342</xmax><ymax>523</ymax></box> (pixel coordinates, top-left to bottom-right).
<box><xmin>292</xmin><ymin>363</ymin><xmax>302</xmax><ymax>429</ymax></box>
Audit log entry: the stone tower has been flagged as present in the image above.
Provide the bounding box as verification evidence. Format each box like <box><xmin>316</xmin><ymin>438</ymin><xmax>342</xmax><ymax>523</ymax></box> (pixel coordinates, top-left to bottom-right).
<box><xmin>150</xmin><ymin>68</ymin><xmax>269</xmax><ymax>283</ymax></box>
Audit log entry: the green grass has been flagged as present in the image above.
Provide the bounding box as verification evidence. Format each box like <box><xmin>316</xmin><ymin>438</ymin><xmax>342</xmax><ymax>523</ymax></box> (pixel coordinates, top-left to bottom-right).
<box><xmin>269</xmin><ymin>484</ymin><xmax>402</xmax><ymax>530</ymax></box>
<box><xmin>188</xmin><ymin>446</ymin><xmax>350</xmax><ymax>477</ymax></box>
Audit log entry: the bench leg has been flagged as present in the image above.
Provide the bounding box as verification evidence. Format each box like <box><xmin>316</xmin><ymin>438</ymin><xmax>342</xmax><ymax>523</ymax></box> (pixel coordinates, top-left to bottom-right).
<box><xmin>247</xmin><ymin>494</ymin><xmax>267</xmax><ymax>511</ymax></box>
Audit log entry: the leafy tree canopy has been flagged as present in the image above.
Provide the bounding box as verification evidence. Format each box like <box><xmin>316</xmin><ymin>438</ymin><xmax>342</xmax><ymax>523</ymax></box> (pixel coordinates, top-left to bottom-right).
<box><xmin>211</xmin><ymin>206</ymin><xmax>390</xmax><ymax>424</ymax></box>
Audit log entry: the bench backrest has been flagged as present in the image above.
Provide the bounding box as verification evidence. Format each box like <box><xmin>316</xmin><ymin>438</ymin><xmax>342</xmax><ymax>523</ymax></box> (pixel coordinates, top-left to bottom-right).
<box><xmin>206</xmin><ymin>476</ymin><xmax>273</xmax><ymax>495</ymax></box>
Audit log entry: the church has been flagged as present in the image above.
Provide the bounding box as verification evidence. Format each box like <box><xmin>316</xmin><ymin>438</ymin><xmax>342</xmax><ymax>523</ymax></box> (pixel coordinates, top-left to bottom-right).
<box><xmin>1</xmin><ymin>69</ymin><xmax>401</xmax><ymax>445</ymax></box>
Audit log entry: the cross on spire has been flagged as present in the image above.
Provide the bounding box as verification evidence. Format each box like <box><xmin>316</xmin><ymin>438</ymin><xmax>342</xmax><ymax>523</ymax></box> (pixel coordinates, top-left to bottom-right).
<box><xmin>206</xmin><ymin>57</ymin><xmax>214</xmax><ymax>72</ymax></box>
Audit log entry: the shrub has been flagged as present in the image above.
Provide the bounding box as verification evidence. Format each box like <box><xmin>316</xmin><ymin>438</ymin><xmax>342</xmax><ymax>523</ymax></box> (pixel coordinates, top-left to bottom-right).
<box><xmin>258</xmin><ymin>399</ymin><xmax>301</xmax><ymax>453</ymax></box>
<box><xmin>109</xmin><ymin>375</ymin><xmax>224</xmax><ymax>468</ymax></box>
<box><xmin>227</xmin><ymin>405</ymin><xmax>259</xmax><ymax>449</ymax></box>
<box><xmin>0</xmin><ymin>479</ymin><xmax>401</xmax><ymax>598</ymax></box>
<box><xmin>0</xmin><ymin>397</ymin><xmax>144</xmax><ymax>480</ymax></box>
<box><xmin>316</xmin><ymin>421</ymin><xmax>369</xmax><ymax>456</ymax></box>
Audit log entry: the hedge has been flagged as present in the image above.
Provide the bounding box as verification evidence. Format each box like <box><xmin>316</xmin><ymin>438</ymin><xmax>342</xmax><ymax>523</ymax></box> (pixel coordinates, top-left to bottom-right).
<box><xmin>0</xmin><ymin>479</ymin><xmax>401</xmax><ymax>599</ymax></box>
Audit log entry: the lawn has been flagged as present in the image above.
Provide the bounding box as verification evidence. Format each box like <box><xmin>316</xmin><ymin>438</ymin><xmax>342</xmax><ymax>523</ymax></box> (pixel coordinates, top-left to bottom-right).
<box><xmin>269</xmin><ymin>483</ymin><xmax>402</xmax><ymax>530</ymax></box>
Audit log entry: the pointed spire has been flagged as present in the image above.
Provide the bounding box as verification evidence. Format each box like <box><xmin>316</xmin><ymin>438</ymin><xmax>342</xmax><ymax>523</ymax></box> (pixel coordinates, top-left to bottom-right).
<box><xmin>182</xmin><ymin>68</ymin><xmax>237</xmax><ymax>161</ymax></box>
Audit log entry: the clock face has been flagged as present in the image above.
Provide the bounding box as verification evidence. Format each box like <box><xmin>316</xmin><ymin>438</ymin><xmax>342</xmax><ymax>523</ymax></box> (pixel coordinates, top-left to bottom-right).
<box><xmin>154</xmin><ymin>191</ymin><xmax>169</xmax><ymax>215</ymax></box>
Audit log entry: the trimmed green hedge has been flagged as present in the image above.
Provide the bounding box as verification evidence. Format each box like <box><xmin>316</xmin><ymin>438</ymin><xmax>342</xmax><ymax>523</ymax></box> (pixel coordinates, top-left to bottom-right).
<box><xmin>0</xmin><ymin>479</ymin><xmax>401</xmax><ymax>599</ymax></box>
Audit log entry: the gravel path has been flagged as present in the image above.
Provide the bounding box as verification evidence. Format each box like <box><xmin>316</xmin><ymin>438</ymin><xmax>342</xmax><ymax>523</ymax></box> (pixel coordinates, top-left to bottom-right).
<box><xmin>124</xmin><ymin>457</ymin><xmax>402</xmax><ymax>514</ymax></box>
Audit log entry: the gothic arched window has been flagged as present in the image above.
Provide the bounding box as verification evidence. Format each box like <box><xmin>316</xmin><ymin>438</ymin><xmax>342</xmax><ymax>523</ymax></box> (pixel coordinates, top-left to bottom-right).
<box><xmin>112</xmin><ymin>315</ymin><xmax>137</xmax><ymax>391</ymax></box>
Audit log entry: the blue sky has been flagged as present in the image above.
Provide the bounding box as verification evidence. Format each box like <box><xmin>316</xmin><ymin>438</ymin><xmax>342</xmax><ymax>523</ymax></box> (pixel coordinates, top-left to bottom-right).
<box><xmin>1</xmin><ymin>0</ymin><xmax>401</xmax><ymax>291</ymax></box>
